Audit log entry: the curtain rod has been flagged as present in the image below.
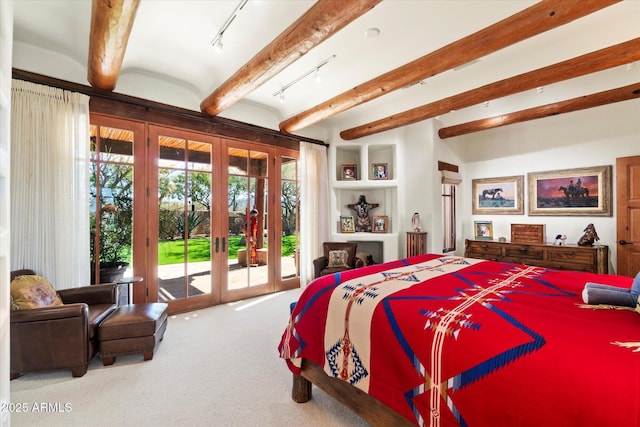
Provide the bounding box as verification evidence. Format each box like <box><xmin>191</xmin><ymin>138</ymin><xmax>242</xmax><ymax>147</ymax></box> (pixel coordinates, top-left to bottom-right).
<box><xmin>12</xmin><ymin>68</ymin><xmax>327</xmax><ymax>147</ymax></box>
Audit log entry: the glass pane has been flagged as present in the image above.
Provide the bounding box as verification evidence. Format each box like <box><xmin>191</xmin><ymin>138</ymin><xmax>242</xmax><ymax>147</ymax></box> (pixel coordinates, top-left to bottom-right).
<box><xmin>99</xmin><ymin>126</ymin><xmax>134</xmax><ymax>163</ymax></box>
<box><xmin>187</xmin><ymin>170</ymin><xmax>212</xmax><ymax>297</ymax></box>
<box><xmin>250</xmin><ymin>151</ymin><xmax>268</xmax><ymax>177</ymax></box>
<box><xmin>89</xmin><ymin>125</ymin><xmax>134</xmax><ymax>285</ymax></box>
<box><xmin>188</xmin><ymin>140</ymin><xmax>211</xmax><ymax>172</ymax></box>
<box><xmin>158</xmin><ymin>169</ymin><xmax>186</xmax><ymax>301</ymax></box>
<box><xmin>226</xmin><ymin>149</ymin><xmax>268</xmax><ymax>290</ymax></box>
<box><xmin>158</xmin><ymin>134</ymin><xmax>214</xmax><ymax>302</ymax></box>
<box><xmin>249</xmin><ymin>177</ymin><xmax>268</xmax><ymax>287</ymax></box>
<box><xmin>281</xmin><ymin>180</ymin><xmax>299</xmax><ymax>279</ymax></box>
<box><xmin>281</xmin><ymin>156</ymin><xmax>296</xmax><ymax>180</ymax></box>
<box><xmin>229</xmin><ymin>147</ymin><xmax>248</xmax><ymax>175</ymax></box>
<box><xmin>159</xmin><ymin>136</ymin><xmax>186</xmax><ymax>169</ymax></box>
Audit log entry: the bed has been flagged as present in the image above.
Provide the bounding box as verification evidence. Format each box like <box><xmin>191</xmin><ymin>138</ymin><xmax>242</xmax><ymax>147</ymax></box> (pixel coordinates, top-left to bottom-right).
<box><xmin>278</xmin><ymin>254</ymin><xmax>640</xmax><ymax>426</ymax></box>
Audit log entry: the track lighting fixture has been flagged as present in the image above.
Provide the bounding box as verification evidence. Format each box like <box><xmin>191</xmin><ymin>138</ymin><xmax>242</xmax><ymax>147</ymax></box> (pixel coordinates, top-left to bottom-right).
<box><xmin>211</xmin><ymin>0</ymin><xmax>248</xmax><ymax>53</ymax></box>
<box><xmin>273</xmin><ymin>55</ymin><xmax>336</xmax><ymax>100</ymax></box>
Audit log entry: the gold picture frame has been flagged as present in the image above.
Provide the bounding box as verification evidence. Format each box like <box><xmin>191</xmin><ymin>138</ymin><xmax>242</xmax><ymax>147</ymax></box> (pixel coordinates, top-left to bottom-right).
<box><xmin>474</xmin><ymin>221</ymin><xmax>493</xmax><ymax>240</ymax></box>
<box><xmin>528</xmin><ymin>165</ymin><xmax>612</xmax><ymax>216</ymax></box>
<box><xmin>372</xmin><ymin>215</ymin><xmax>388</xmax><ymax>233</ymax></box>
<box><xmin>341</xmin><ymin>164</ymin><xmax>357</xmax><ymax>180</ymax></box>
<box><xmin>340</xmin><ymin>216</ymin><xmax>355</xmax><ymax>233</ymax></box>
<box><xmin>472</xmin><ymin>175</ymin><xmax>524</xmax><ymax>215</ymax></box>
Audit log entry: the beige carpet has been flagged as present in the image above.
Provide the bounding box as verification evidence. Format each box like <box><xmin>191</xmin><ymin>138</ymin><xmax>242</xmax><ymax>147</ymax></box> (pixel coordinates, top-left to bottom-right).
<box><xmin>10</xmin><ymin>289</ymin><xmax>370</xmax><ymax>426</ymax></box>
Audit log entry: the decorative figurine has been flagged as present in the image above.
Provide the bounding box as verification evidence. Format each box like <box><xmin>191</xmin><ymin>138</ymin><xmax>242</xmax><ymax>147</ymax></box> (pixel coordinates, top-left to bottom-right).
<box><xmin>577</xmin><ymin>223</ymin><xmax>599</xmax><ymax>246</ymax></box>
<box><xmin>554</xmin><ymin>234</ymin><xmax>567</xmax><ymax>246</ymax></box>
<box><xmin>347</xmin><ymin>195</ymin><xmax>379</xmax><ymax>232</ymax></box>
<box><xmin>411</xmin><ymin>212</ymin><xmax>421</xmax><ymax>232</ymax></box>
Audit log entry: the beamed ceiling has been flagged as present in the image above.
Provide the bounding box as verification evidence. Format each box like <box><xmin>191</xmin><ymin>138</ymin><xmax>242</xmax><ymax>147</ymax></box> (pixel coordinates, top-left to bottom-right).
<box><xmin>12</xmin><ymin>0</ymin><xmax>640</xmax><ymax>140</ymax></box>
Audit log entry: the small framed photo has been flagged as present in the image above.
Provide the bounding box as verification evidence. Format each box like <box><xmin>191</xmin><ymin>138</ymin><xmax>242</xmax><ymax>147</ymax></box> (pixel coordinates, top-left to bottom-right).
<box><xmin>340</xmin><ymin>216</ymin><xmax>355</xmax><ymax>233</ymax></box>
<box><xmin>372</xmin><ymin>215</ymin><xmax>388</xmax><ymax>233</ymax></box>
<box><xmin>371</xmin><ymin>163</ymin><xmax>388</xmax><ymax>180</ymax></box>
<box><xmin>474</xmin><ymin>221</ymin><xmax>493</xmax><ymax>240</ymax></box>
<box><xmin>341</xmin><ymin>164</ymin><xmax>357</xmax><ymax>180</ymax></box>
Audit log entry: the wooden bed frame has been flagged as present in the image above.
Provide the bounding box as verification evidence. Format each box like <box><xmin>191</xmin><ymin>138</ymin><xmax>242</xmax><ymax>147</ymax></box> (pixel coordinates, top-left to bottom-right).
<box><xmin>292</xmin><ymin>359</ymin><xmax>415</xmax><ymax>427</ymax></box>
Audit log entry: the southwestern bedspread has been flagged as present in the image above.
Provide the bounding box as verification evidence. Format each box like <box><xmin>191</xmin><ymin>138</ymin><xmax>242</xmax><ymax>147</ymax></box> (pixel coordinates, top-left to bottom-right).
<box><xmin>279</xmin><ymin>254</ymin><xmax>639</xmax><ymax>427</ymax></box>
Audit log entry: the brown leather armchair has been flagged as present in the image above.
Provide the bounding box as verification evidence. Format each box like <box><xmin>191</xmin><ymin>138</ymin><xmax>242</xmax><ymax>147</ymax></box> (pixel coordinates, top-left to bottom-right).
<box><xmin>10</xmin><ymin>269</ymin><xmax>119</xmax><ymax>379</ymax></box>
<box><xmin>313</xmin><ymin>242</ymin><xmax>364</xmax><ymax>279</ymax></box>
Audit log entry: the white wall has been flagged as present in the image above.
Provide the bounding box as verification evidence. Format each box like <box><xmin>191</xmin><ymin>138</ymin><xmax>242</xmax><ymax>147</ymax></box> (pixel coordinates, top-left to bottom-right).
<box><xmin>449</xmin><ymin>99</ymin><xmax>640</xmax><ymax>274</ymax></box>
<box><xmin>0</xmin><ymin>2</ymin><xmax>12</xmax><ymax>425</ymax></box>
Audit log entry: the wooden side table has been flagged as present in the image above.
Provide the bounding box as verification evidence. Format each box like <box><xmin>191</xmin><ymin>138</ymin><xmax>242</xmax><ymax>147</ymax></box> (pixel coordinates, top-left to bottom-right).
<box><xmin>406</xmin><ymin>231</ymin><xmax>428</xmax><ymax>257</ymax></box>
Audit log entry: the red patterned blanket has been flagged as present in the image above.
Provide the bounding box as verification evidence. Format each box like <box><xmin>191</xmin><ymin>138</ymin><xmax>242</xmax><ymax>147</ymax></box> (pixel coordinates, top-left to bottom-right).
<box><xmin>279</xmin><ymin>254</ymin><xmax>640</xmax><ymax>426</ymax></box>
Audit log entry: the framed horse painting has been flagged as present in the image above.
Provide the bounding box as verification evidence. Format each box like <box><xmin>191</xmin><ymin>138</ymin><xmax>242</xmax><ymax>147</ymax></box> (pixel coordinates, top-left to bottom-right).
<box><xmin>472</xmin><ymin>175</ymin><xmax>524</xmax><ymax>215</ymax></box>
<box><xmin>528</xmin><ymin>165</ymin><xmax>612</xmax><ymax>216</ymax></box>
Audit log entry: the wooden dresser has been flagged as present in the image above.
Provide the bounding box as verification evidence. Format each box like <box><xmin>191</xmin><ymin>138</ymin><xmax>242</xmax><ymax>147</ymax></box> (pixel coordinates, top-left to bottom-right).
<box><xmin>464</xmin><ymin>239</ymin><xmax>608</xmax><ymax>274</ymax></box>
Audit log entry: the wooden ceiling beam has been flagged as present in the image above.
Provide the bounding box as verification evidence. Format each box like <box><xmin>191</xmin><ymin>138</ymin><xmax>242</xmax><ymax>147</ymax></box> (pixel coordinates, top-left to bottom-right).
<box><xmin>438</xmin><ymin>82</ymin><xmax>640</xmax><ymax>139</ymax></box>
<box><xmin>200</xmin><ymin>0</ymin><xmax>382</xmax><ymax>117</ymax></box>
<box><xmin>341</xmin><ymin>38</ymin><xmax>640</xmax><ymax>140</ymax></box>
<box><xmin>279</xmin><ymin>0</ymin><xmax>620</xmax><ymax>133</ymax></box>
<box><xmin>87</xmin><ymin>0</ymin><xmax>140</xmax><ymax>91</ymax></box>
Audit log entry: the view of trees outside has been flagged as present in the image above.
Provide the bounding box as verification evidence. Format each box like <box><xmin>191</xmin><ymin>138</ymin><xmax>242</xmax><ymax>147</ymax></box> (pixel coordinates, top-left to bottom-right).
<box><xmin>91</xmin><ymin>131</ymin><xmax>299</xmax><ymax>273</ymax></box>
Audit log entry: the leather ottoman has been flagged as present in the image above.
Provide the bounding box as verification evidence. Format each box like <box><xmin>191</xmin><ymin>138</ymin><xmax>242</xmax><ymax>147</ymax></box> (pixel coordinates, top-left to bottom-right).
<box><xmin>98</xmin><ymin>303</ymin><xmax>168</xmax><ymax>366</ymax></box>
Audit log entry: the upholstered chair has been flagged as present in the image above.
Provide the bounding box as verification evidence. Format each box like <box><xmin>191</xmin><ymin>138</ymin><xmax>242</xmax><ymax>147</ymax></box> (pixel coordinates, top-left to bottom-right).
<box><xmin>312</xmin><ymin>242</ymin><xmax>364</xmax><ymax>279</ymax></box>
<box><xmin>9</xmin><ymin>269</ymin><xmax>119</xmax><ymax>379</ymax></box>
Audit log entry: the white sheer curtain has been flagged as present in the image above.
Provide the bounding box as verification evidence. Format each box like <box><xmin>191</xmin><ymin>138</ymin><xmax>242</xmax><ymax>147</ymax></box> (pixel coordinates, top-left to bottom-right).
<box><xmin>10</xmin><ymin>80</ymin><xmax>90</xmax><ymax>289</ymax></box>
<box><xmin>299</xmin><ymin>141</ymin><xmax>330</xmax><ymax>286</ymax></box>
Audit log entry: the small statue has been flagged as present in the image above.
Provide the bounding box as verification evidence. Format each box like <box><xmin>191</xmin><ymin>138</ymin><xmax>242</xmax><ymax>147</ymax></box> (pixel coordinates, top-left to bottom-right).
<box><xmin>577</xmin><ymin>223</ymin><xmax>599</xmax><ymax>246</ymax></box>
<box><xmin>347</xmin><ymin>195</ymin><xmax>379</xmax><ymax>232</ymax></box>
<box><xmin>411</xmin><ymin>212</ymin><xmax>421</xmax><ymax>232</ymax></box>
<box><xmin>554</xmin><ymin>234</ymin><xmax>567</xmax><ymax>246</ymax></box>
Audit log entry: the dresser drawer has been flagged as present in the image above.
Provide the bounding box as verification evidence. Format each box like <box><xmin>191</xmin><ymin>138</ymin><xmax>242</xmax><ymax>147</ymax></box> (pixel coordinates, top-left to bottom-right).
<box><xmin>466</xmin><ymin>242</ymin><xmax>502</xmax><ymax>258</ymax></box>
<box><xmin>547</xmin><ymin>248</ymin><xmax>595</xmax><ymax>266</ymax></box>
<box><xmin>504</xmin><ymin>245</ymin><xmax>544</xmax><ymax>260</ymax></box>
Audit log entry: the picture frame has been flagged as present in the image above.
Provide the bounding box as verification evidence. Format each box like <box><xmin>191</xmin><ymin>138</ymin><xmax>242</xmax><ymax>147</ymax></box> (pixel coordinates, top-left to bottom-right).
<box><xmin>528</xmin><ymin>165</ymin><xmax>612</xmax><ymax>216</ymax></box>
<box><xmin>472</xmin><ymin>175</ymin><xmax>524</xmax><ymax>215</ymax></box>
<box><xmin>340</xmin><ymin>216</ymin><xmax>355</xmax><ymax>233</ymax></box>
<box><xmin>341</xmin><ymin>164</ymin><xmax>357</xmax><ymax>180</ymax></box>
<box><xmin>371</xmin><ymin>162</ymin><xmax>388</xmax><ymax>180</ymax></box>
<box><xmin>474</xmin><ymin>220</ymin><xmax>493</xmax><ymax>240</ymax></box>
<box><xmin>372</xmin><ymin>215</ymin><xmax>388</xmax><ymax>233</ymax></box>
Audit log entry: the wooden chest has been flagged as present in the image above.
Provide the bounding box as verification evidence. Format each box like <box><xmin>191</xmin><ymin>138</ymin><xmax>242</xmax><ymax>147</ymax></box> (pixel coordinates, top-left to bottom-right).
<box><xmin>511</xmin><ymin>224</ymin><xmax>545</xmax><ymax>243</ymax></box>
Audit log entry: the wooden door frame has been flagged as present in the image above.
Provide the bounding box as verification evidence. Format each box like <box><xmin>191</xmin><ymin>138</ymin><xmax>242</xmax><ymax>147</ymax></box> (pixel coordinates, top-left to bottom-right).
<box><xmin>148</xmin><ymin>124</ymin><xmax>224</xmax><ymax>313</ymax></box>
<box><xmin>616</xmin><ymin>155</ymin><xmax>640</xmax><ymax>277</ymax></box>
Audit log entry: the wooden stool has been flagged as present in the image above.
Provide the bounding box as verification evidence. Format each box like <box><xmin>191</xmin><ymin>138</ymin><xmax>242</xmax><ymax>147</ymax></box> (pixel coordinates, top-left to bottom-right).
<box><xmin>99</xmin><ymin>303</ymin><xmax>168</xmax><ymax>366</ymax></box>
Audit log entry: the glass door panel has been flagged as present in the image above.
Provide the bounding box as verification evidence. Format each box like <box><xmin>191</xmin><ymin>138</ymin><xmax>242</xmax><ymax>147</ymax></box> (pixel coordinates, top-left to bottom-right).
<box><xmin>89</xmin><ymin>124</ymin><xmax>135</xmax><ymax>285</ymax></box>
<box><xmin>156</xmin><ymin>134</ymin><xmax>213</xmax><ymax>307</ymax></box>
<box><xmin>226</xmin><ymin>147</ymin><xmax>269</xmax><ymax>294</ymax></box>
<box><xmin>281</xmin><ymin>156</ymin><xmax>299</xmax><ymax>280</ymax></box>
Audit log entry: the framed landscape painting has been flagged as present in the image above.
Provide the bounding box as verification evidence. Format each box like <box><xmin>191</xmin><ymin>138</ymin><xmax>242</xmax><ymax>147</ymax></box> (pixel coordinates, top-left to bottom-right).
<box><xmin>472</xmin><ymin>175</ymin><xmax>524</xmax><ymax>215</ymax></box>
<box><xmin>528</xmin><ymin>165</ymin><xmax>612</xmax><ymax>216</ymax></box>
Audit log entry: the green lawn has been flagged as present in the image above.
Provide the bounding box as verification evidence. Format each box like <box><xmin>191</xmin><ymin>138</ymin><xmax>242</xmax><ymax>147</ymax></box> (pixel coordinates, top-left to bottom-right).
<box><xmin>157</xmin><ymin>235</ymin><xmax>297</xmax><ymax>265</ymax></box>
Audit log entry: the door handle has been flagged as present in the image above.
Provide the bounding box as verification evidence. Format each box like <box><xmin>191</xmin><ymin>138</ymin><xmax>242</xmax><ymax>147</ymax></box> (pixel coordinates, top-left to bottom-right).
<box><xmin>215</xmin><ymin>237</ymin><xmax>220</xmax><ymax>253</ymax></box>
<box><xmin>222</xmin><ymin>237</ymin><xmax>226</xmax><ymax>253</ymax></box>
<box><xmin>619</xmin><ymin>240</ymin><xmax>633</xmax><ymax>245</ymax></box>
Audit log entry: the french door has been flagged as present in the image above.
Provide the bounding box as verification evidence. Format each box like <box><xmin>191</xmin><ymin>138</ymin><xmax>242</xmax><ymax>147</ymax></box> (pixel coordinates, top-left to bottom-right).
<box><xmin>146</xmin><ymin>126</ymin><xmax>299</xmax><ymax>312</ymax></box>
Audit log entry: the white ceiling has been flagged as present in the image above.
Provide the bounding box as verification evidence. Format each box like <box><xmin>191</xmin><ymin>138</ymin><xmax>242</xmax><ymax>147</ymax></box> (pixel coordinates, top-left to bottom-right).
<box><xmin>11</xmin><ymin>0</ymin><xmax>640</xmax><ymax>137</ymax></box>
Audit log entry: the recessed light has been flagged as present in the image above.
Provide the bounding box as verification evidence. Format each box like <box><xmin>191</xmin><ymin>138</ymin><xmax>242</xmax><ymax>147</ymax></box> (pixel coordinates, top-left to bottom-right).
<box><xmin>364</xmin><ymin>28</ymin><xmax>380</xmax><ymax>38</ymax></box>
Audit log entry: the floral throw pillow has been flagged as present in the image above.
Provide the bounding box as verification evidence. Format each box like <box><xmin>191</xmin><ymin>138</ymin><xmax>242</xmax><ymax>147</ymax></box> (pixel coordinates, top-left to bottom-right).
<box><xmin>328</xmin><ymin>250</ymin><xmax>349</xmax><ymax>268</ymax></box>
<box><xmin>10</xmin><ymin>275</ymin><xmax>63</xmax><ymax>310</ymax></box>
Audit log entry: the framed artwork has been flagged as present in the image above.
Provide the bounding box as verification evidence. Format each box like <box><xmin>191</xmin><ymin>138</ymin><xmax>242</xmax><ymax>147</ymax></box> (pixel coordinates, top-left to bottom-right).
<box><xmin>340</xmin><ymin>216</ymin><xmax>355</xmax><ymax>233</ymax></box>
<box><xmin>472</xmin><ymin>175</ymin><xmax>524</xmax><ymax>215</ymax></box>
<box><xmin>371</xmin><ymin>163</ymin><xmax>388</xmax><ymax>180</ymax></box>
<box><xmin>528</xmin><ymin>165</ymin><xmax>612</xmax><ymax>216</ymax></box>
<box><xmin>372</xmin><ymin>215</ymin><xmax>388</xmax><ymax>233</ymax></box>
<box><xmin>474</xmin><ymin>221</ymin><xmax>493</xmax><ymax>240</ymax></box>
<box><xmin>341</xmin><ymin>164</ymin><xmax>357</xmax><ymax>180</ymax></box>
